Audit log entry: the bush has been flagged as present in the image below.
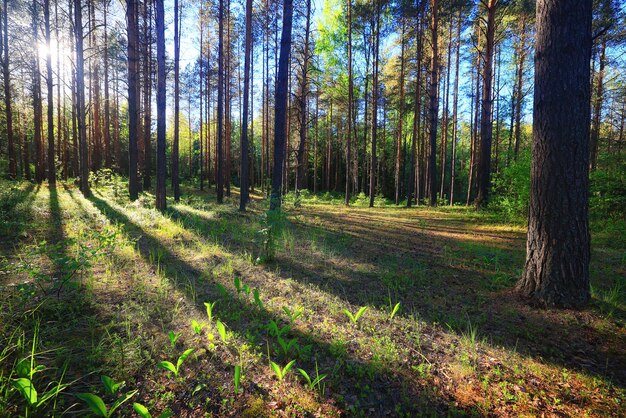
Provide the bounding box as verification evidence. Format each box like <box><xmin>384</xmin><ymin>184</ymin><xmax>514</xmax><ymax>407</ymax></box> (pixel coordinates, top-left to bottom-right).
<box><xmin>491</xmin><ymin>150</ymin><xmax>531</xmax><ymax>221</ymax></box>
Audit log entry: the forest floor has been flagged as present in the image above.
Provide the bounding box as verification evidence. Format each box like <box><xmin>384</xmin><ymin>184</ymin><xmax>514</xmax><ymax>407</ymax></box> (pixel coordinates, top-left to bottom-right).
<box><xmin>1</xmin><ymin>179</ymin><xmax>625</xmax><ymax>417</ymax></box>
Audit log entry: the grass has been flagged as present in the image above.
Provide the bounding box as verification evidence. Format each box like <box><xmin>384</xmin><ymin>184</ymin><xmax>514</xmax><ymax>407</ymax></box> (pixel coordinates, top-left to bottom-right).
<box><xmin>0</xmin><ymin>179</ymin><xmax>624</xmax><ymax>417</ymax></box>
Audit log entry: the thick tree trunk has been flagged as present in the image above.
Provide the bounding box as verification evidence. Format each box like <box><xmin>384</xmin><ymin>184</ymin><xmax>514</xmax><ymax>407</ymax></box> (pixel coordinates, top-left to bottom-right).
<box><xmin>126</xmin><ymin>0</ymin><xmax>139</xmax><ymax>200</ymax></box>
<box><xmin>270</xmin><ymin>0</ymin><xmax>293</xmax><ymax>211</ymax></box>
<box><xmin>517</xmin><ymin>0</ymin><xmax>592</xmax><ymax>308</ymax></box>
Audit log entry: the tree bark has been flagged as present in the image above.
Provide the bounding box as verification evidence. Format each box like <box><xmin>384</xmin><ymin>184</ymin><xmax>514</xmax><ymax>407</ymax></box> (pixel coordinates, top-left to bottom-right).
<box><xmin>240</xmin><ymin>0</ymin><xmax>252</xmax><ymax>211</ymax></box>
<box><xmin>74</xmin><ymin>0</ymin><xmax>90</xmax><ymax>196</ymax></box>
<box><xmin>1</xmin><ymin>0</ymin><xmax>15</xmax><ymax>179</ymax></box>
<box><xmin>426</xmin><ymin>0</ymin><xmax>439</xmax><ymax>206</ymax></box>
<box><xmin>173</xmin><ymin>0</ymin><xmax>181</xmax><ymax>201</ymax></box>
<box><xmin>155</xmin><ymin>0</ymin><xmax>166</xmax><ymax>210</ymax></box>
<box><xmin>369</xmin><ymin>0</ymin><xmax>381</xmax><ymax>208</ymax></box>
<box><xmin>517</xmin><ymin>0</ymin><xmax>592</xmax><ymax>308</ymax></box>
<box><xmin>270</xmin><ymin>0</ymin><xmax>293</xmax><ymax>211</ymax></box>
<box><xmin>217</xmin><ymin>0</ymin><xmax>225</xmax><ymax>203</ymax></box>
<box><xmin>127</xmin><ymin>0</ymin><xmax>139</xmax><ymax>200</ymax></box>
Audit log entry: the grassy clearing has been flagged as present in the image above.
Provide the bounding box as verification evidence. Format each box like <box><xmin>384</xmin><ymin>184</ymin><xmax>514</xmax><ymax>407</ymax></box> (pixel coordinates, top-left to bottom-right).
<box><xmin>0</xmin><ymin>180</ymin><xmax>624</xmax><ymax>417</ymax></box>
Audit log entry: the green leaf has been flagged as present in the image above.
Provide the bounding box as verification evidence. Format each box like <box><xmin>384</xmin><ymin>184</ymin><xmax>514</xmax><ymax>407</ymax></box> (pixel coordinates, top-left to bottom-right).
<box><xmin>270</xmin><ymin>361</ymin><xmax>282</xmax><ymax>380</ymax></box>
<box><xmin>191</xmin><ymin>320</ymin><xmax>204</xmax><ymax>335</ymax></box>
<box><xmin>234</xmin><ymin>364</ymin><xmax>241</xmax><ymax>394</ymax></box>
<box><xmin>343</xmin><ymin>308</ymin><xmax>356</xmax><ymax>324</ymax></box>
<box><xmin>253</xmin><ymin>289</ymin><xmax>263</xmax><ymax>309</ymax></box>
<box><xmin>204</xmin><ymin>301</ymin><xmax>216</xmax><ymax>322</ymax></box>
<box><xmin>101</xmin><ymin>375</ymin><xmax>123</xmax><ymax>395</ymax></box>
<box><xmin>157</xmin><ymin>361</ymin><xmax>177</xmax><ymax>376</ymax></box>
<box><xmin>133</xmin><ymin>403</ymin><xmax>151</xmax><ymax>418</ymax></box>
<box><xmin>234</xmin><ymin>276</ymin><xmax>241</xmax><ymax>292</ymax></box>
<box><xmin>177</xmin><ymin>348</ymin><xmax>195</xmax><ymax>370</ymax></box>
<box><xmin>76</xmin><ymin>393</ymin><xmax>107</xmax><ymax>417</ymax></box>
<box><xmin>354</xmin><ymin>306</ymin><xmax>368</xmax><ymax>322</ymax></box>
<box><xmin>157</xmin><ymin>409</ymin><xmax>174</xmax><ymax>418</ymax></box>
<box><xmin>13</xmin><ymin>378</ymin><xmax>38</xmax><ymax>406</ymax></box>
<box><xmin>167</xmin><ymin>330</ymin><xmax>181</xmax><ymax>348</ymax></box>
<box><xmin>297</xmin><ymin>368</ymin><xmax>312</xmax><ymax>387</ymax></box>
<box><xmin>390</xmin><ymin>302</ymin><xmax>401</xmax><ymax>320</ymax></box>
<box><xmin>283</xmin><ymin>359</ymin><xmax>296</xmax><ymax>376</ymax></box>
<box><xmin>109</xmin><ymin>390</ymin><xmax>138</xmax><ymax>416</ymax></box>
<box><xmin>216</xmin><ymin>320</ymin><xmax>227</xmax><ymax>342</ymax></box>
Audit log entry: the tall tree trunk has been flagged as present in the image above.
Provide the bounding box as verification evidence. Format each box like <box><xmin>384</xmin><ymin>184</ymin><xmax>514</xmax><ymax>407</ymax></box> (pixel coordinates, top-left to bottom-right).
<box><xmin>1</xmin><ymin>0</ymin><xmax>15</xmax><ymax>179</ymax></box>
<box><xmin>240</xmin><ymin>0</ymin><xmax>252</xmax><ymax>211</ymax></box>
<box><xmin>127</xmin><ymin>0</ymin><xmax>139</xmax><ymax>200</ymax></box>
<box><xmin>155</xmin><ymin>0</ymin><xmax>166</xmax><ymax>210</ymax></box>
<box><xmin>103</xmin><ymin>0</ymin><xmax>112</xmax><ymax>168</ymax></box>
<box><xmin>369</xmin><ymin>1</ymin><xmax>381</xmax><ymax>208</ymax></box>
<box><xmin>173</xmin><ymin>0</ymin><xmax>181</xmax><ymax>201</ymax></box>
<box><xmin>90</xmin><ymin>0</ymin><xmax>102</xmax><ymax>171</ymax></box>
<box><xmin>217</xmin><ymin>0</ymin><xmax>224</xmax><ymax>203</ymax></box>
<box><xmin>407</xmin><ymin>11</ymin><xmax>422</xmax><ymax>208</ymax></box>
<box><xmin>74</xmin><ymin>0</ymin><xmax>90</xmax><ymax>196</ymax></box>
<box><xmin>475</xmin><ymin>0</ymin><xmax>497</xmax><ymax>208</ymax></box>
<box><xmin>270</xmin><ymin>0</ymin><xmax>293</xmax><ymax>211</ymax></box>
<box><xmin>225</xmin><ymin>0</ymin><xmax>232</xmax><ymax>197</ymax></box>
<box><xmin>449</xmin><ymin>12</ymin><xmax>461</xmax><ymax>205</ymax></box>
<box><xmin>513</xmin><ymin>15</ymin><xmax>527</xmax><ymax>161</ymax></box>
<box><xmin>345</xmin><ymin>0</ymin><xmax>353</xmax><ymax>205</ymax></box>
<box><xmin>297</xmin><ymin>0</ymin><xmax>312</xmax><ymax>192</ymax></box>
<box><xmin>32</xmin><ymin>0</ymin><xmax>44</xmax><ymax>184</ymax></box>
<box><xmin>518</xmin><ymin>0</ymin><xmax>592</xmax><ymax>308</ymax></box>
<box><xmin>44</xmin><ymin>0</ymin><xmax>55</xmax><ymax>185</ymax></box>
<box><xmin>143</xmin><ymin>0</ymin><xmax>152</xmax><ymax>190</ymax></box>
<box><xmin>394</xmin><ymin>21</ymin><xmax>406</xmax><ymax>205</ymax></box>
<box><xmin>426</xmin><ymin>0</ymin><xmax>439</xmax><ymax>206</ymax></box>
<box><xmin>590</xmin><ymin>36</ymin><xmax>606</xmax><ymax>171</ymax></box>
<box><xmin>439</xmin><ymin>20</ymin><xmax>452</xmax><ymax>199</ymax></box>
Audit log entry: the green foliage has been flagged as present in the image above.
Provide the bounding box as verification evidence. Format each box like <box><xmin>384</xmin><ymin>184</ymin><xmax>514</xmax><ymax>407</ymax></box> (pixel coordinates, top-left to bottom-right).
<box><xmin>589</xmin><ymin>160</ymin><xmax>626</xmax><ymax>219</ymax></box>
<box><xmin>256</xmin><ymin>210</ymin><xmax>287</xmax><ymax>263</ymax></box>
<box><xmin>76</xmin><ymin>389</ymin><xmax>137</xmax><ymax>417</ymax></box>
<box><xmin>283</xmin><ymin>306</ymin><xmax>303</xmax><ymax>323</ymax></box>
<box><xmin>133</xmin><ymin>402</ymin><xmax>173</xmax><ymax>418</ymax></box>
<box><xmin>491</xmin><ymin>151</ymin><xmax>531</xmax><ymax>220</ymax></box>
<box><xmin>204</xmin><ymin>301</ymin><xmax>216</xmax><ymax>322</ymax></box>
<box><xmin>234</xmin><ymin>364</ymin><xmax>242</xmax><ymax>394</ymax></box>
<box><xmin>270</xmin><ymin>360</ymin><xmax>296</xmax><ymax>382</ymax></box>
<box><xmin>215</xmin><ymin>320</ymin><xmax>228</xmax><ymax>343</ymax></box>
<box><xmin>389</xmin><ymin>302</ymin><xmax>401</xmax><ymax>321</ymax></box>
<box><xmin>167</xmin><ymin>330</ymin><xmax>181</xmax><ymax>348</ymax></box>
<box><xmin>157</xmin><ymin>348</ymin><xmax>194</xmax><ymax>377</ymax></box>
<box><xmin>191</xmin><ymin>320</ymin><xmax>205</xmax><ymax>335</ymax></box>
<box><xmin>343</xmin><ymin>306</ymin><xmax>368</xmax><ymax>325</ymax></box>
<box><xmin>253</xmin><ymin>289</ymin><xmax>264</xmax><ymax>310</ymax></box>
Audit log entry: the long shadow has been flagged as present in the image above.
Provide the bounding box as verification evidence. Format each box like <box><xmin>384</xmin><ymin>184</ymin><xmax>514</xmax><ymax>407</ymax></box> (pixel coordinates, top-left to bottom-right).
<box><xmin>275</xmin><ymin>206</ymin><xmax>626</xmax><ymax>388</ymax></box>
<box><xmin>87</xmin><ymin>193</ymin><xmax>459</xmax><ymax>416</ymax></box>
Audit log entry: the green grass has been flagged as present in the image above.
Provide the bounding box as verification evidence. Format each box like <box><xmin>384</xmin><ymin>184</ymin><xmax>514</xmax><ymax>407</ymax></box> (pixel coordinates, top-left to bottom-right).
<box><xmin>0</xmin><ymin>179</ymin><xmax>624</xmax><ymax>417</ymax></box>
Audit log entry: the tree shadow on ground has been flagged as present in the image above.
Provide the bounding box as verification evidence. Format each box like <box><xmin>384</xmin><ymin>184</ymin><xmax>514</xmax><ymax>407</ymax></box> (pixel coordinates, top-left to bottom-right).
<box><xmin>86</xmin><ymin>192</ymin><xmax>460</xmax><ymax>416</ymax></box>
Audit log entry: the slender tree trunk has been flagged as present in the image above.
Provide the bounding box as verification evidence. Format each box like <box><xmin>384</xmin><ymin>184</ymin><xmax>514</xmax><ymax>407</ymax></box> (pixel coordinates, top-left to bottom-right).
<box><xmin>103</xmin><ymin>0</ymin><xmax>111</xmax><ymax>168</ymax></box>
<box><xmin>127</xmin><ymin>0</ymin><xmax>139</xmax><ymax>200</ymax></box>
<box><xmin>475</xmin><ymin>0</ymin><xmax>497</xmax><ymax>208</ymax></box>
<box><xmin>240</xmin><ymin>0</ymin><xmax>252</xmax><ymax>211</ymax></box>
<box><xmin>74</xmin><ymin>0</ymin><xmax>89</xmax><ymax>196</ymax></box>
<box><xmin>345</xmin><ymin>0</ymin><xmax>354</xmax><ymax>205</ymax></box>
<box><xmin>449</xmin><ymin>12</ymin><xmax>461</xmax><ymax>205</ymax></box>
<box><xmin>173</xmin><ymin>0</ymin><xmax>181</xmax><ymax>201</ymax></box>
<box><xmin>590</xmin><ymin>36</ymin><xmax>606</xmax><ymax>171</ymax></box>
<box><xmin>439</xmin><ymin>20</ymin><xmax>452</xmax><ymax>199</ymax></box>
<box><xmin>155</xmin><ymin>0</ymin><xmax>166</xmax><ymax>210</ymax></box>
<box><xmin>298</xmin><ymin>0</ymin><xmax>312</xmax><ymax>192</ymax></box>
<box><xmin>513</xmin><ymin>15</ymin><xmax>527</xmax><ymax>161</ymax></box>
<box><xmin>394</xmin><ymin>21</ymin><xmax>406</xmax><ymax>205</ymax></box>
<box><xmin>44</xmin><ymin>0</ymin><xmax>55</xmax><ymax>185</ymax></box>
<box><xmin>369</xmin><ymin>1</ymin><xmax>381</xmax><ymax>208</ymax></box>
<box><xmin>407</xmin><ymin>13</ymin><xmax>422</xmax><ymax>208</ymax></box>
<box><xmin>1</xmin><ymin>0</ymin><xmax>15</xmax><ymax>179</ymax></box>
<box><xmin>270</xmin><ymin>0</ymin><xmax>293</xmax><ymax>211</ymax></box>
<box><xmin>143</xmin><ymin>0</ymin><xmax>152</xmax><ymax>190</ymax></box>
<box><xmin>518</xmin><ymin>0</ymin><xmax>592</xmax><ymax>308</ymax></box>
<box><xmin>217</xmin><ymin>0</ymin><xmax>225</xmax><ymax>203</ymax></box>
<box><xmin>426</xmin><ymin>0</ymin><xmax>439</xmax><ymax>206</ymax></box>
